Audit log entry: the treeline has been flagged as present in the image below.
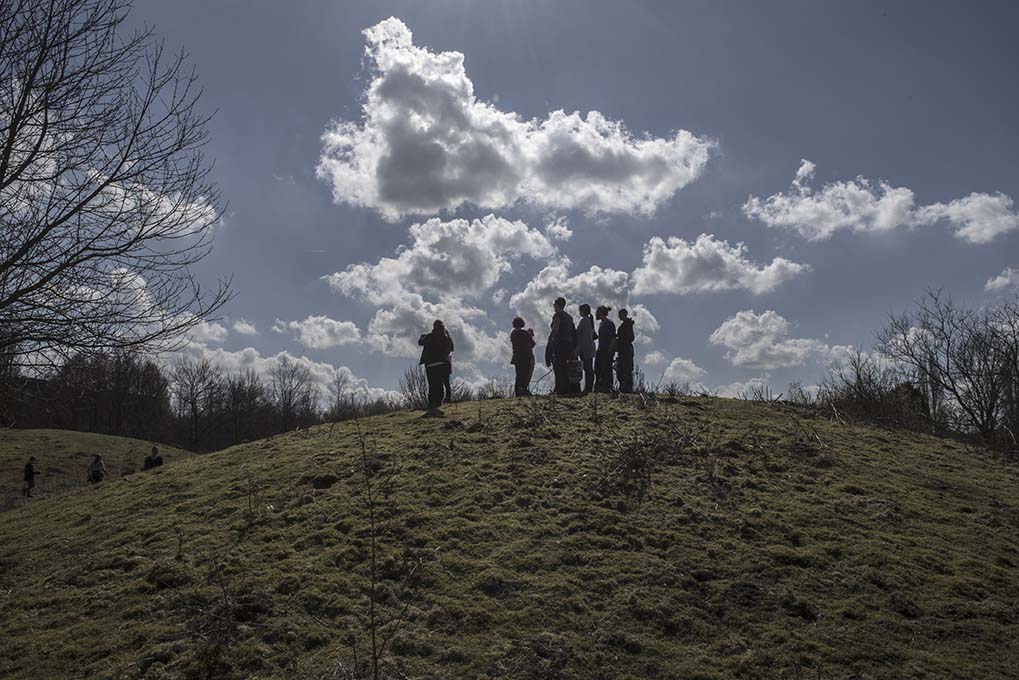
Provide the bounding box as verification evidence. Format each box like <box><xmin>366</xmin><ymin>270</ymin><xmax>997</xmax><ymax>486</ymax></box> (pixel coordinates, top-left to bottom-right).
<box><xmin>0</xmin><ymin>353</ymin><xmax>402</xmax><ymax>453</ymax></box>
<box><xmin>790</xmin><ymin>291</ymin><xmax>1019</xmax><ymax>453</ymax></box>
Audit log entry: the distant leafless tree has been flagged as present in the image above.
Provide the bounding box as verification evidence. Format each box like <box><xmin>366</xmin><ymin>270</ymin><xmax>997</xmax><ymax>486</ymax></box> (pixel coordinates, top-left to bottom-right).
<box><xmin>172</xmin><ymin>355</ymin><xmax>223</xmax><ymax>450</ymax></box>
<box><xmin>269</xmin><ymin>356</ymin><xmax>317</xmax><ymax>432</ymax></box>
<box><xmin>877</xmin><ymin>290</ymin><xmax>1013</xmax><ymax>439</ymax></box>
<box><xmin>325</xmin><ymin>369</ymin><xmax>354</xmax><ymax>421</ymax></box>
<box><xmin>397</xmin><ymin>365</ymin><xmax>428</xmax><ymax>410</ymax></box>
<box><xmin>223</xmin><ymin>368</ymin><xmax>266</xmax><ymax>444</ymax></box>
<box><xmin>0</xmin><ymin>0</ymin><xmax>230</xmax><ymax>370</ymax></box>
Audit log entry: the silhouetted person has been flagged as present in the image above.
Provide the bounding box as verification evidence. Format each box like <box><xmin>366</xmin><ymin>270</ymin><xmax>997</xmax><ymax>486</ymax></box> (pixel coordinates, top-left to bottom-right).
<box><xmin>616</xmin><ymin>308</ymin><xmax>635</xmax><ymax>393</ymax></box>
<box><xmin>443</xmin><ymin>328</ymin><xmax>455</xmax><ymax>403</ymax></box>
<box><xmin>143</xmin><ymin>446</ymin><xmax>163</xmax><ymax>470</ymax></box>
<box><xmin>546</xmin><ymin>297</ymin><xmax>578</xmax><ymax>395</ymax></box>
<box><xmin>87</xmin><ymin>454</ymin><xmax>107</xmax><ymax>484</ymax></box>
<box><xmin>595</xmin><ymin>305</ymin><xmax>616</xmax><ymax>393</ymax></box>
<box><xmin>576</xmin><ymin>303</ymin><xmax>597</xmax><ymax>394</ymax></box>
<box><xmin>419</xmin><ymin>320</ymin><xmax>454</xmax><ymax>410</ymax></box>
<box><xmin>510</xmin><ymin>317</ymin><xmax>536</xmax><ymax>397</ymax></box>
<box><xmin>22</xmin><ymin>456</ymin><xmax>38</xmax><ymax>498</ymax></box>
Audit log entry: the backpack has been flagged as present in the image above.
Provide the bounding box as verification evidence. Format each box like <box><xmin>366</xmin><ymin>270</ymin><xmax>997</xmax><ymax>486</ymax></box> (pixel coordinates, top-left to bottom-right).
<box><xmin>566</xmin><ymin>358</ymin><xmax>583</xmax><ymax>385</ymax></box>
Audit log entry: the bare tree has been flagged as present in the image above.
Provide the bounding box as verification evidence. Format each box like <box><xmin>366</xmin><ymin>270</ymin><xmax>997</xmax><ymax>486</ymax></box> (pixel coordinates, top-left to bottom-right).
<box><xmin>325</xmin><ymin>368</ymin><xmax>353</xmax><ymax>422</ymax></box>
<box><xmin>223</xmin><ymin>368</ymin><xmax>266</xmax><ymax>444</ymax></box>
<box><xmin>269</xmin><ymin>356</ymin><xmax>317</xmax><ymax>432</ymax></box>
<box><xmin>397</xmin><ymin>365</ymin><xmax>428</xmax><ymax>410</ymax></box>
<box><xmin>171</xmin><ymin>355</ymin><xmax>222</xmax><ymax>451</ymax></box>
<box><xmin>0</xmin><ymin>0</ymin><xmax>230</xmax><ymax>369</ymax></box>
<box><xmin>878</xmin><ymin>290</ymin><xmax>1010</xmax><ymax>439</ymax></box>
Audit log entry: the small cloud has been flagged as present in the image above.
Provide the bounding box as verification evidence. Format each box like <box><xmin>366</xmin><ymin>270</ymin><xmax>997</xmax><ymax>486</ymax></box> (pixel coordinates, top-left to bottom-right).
<box><xmin>232</xmin><ymin>319</ymin><xmax>259</xmax><ymax>336</ymax></box>
<box><xmin>272</xmin><ymin>315</ymin><xmax>361</xmax><ymax>350</ymax></box>
<box><xmin>643</xmin><ymin>350</ymin><xmax>666</xmax><ymax>365</ymax></box>
<box><xmin>986</xmin><ymin>267</ymin><xmax>1019</xmax><ymax>292</ymax></box>
<box><xmin>188</xmin><ymin>320</ymin><xmax>229</xmax><ymax>344</ymax></box>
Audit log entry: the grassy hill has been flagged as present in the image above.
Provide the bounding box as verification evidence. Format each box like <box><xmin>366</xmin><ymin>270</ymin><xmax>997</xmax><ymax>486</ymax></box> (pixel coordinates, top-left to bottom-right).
<box><xmin>0</xmin><ymin>396</ymin><xmax>1017</xmax><ymax>679</ymax></box>
<box><xmin>1</xmin><ymin>429</ymin><xmax>191</xmax><ymax>510</ymax></box>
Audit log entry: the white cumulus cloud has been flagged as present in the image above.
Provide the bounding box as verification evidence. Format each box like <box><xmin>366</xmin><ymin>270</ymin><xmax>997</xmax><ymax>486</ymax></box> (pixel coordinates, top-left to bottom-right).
<box><xmin>743</xmin><ymin>160</ymin><xmax>1019</xmax><ymax>244</ymax></box>
<box><xmin>187</xmin><ymin>320</ymin><xmax>228</xmax><ymax>344</ymax></box>
<box><xmin>324</xmin><ymin>214</ymin><xmax>555</xmax><ymax>303</ymax></box>
<box><xmin>631</xmin><ymin>233</ymin><xmax>809</xmax><ymax>295</ymax></box>
<box><xmin>175</xmin><ymin>343</ymin><xmax>398</xmax><ymax>404</ymax></box>
<box><xmin>272</xmin><ymin>315</ymin><xmax>362</xmax><ymax>350</ymax></box>
<box><xmin>643</xmin><ymin>350</ymin><xmax>666</xmax><ymax>365</ymax></box>
<box><xmin>316</xmin><ymin>17</ymin><xmax>713</xmax><ymax>221</ymax></box>
<box><xmin>709</xmin><ymin>310</ymin><xmax>831</xmax><ymax>370</ymax></box>
<box><xmin>986</xmin><ymin>267</ymin><xmax>1019</xmax><ymax>292</ymax></box>
<box><xmin>232</xmin><ymin>319</ymin><xmax>259</xmax><ymax>335</ymax></box>
<box><xmin>663</xmin><ymin>357</ymin><xmax>707</xmax><ymax>384</ymax></box>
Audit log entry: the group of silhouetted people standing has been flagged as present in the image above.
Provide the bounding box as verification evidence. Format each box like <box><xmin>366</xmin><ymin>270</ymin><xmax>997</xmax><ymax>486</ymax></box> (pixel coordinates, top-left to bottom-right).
<box><xmin>540</xmin><ymin>297</ymin><xmax>635</xmax><ymax>396</ymax></box>
<box><xmin>419</xmin><ymin>296</ymin><xmax>637</xmax><ymax>410</ymax></box>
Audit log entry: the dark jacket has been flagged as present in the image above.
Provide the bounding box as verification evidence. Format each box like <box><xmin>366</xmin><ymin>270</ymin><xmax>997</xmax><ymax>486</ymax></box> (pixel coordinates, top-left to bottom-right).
<box><xmin>550</xmin><ymin>310</ymin><xmax>576</xmax><ymax>357</ymax></box>
<box><xmin>419</xmin><ymin>331</ymin><xmax>453</xmax><ymax>366</ymax></box>
<box><xmin>23</xmin><ymin>462</ymin><xmax>35</xmax><ymax>482</ymax></box>
<box><xmin>616</xmin><ymin>319</ymin><xmax>635</xmax><ymax>350</ymax></box>
<box><xmin>510</xmin><ymin>328</ymin><xmax>535</xmax><ymax>365</ymax></box>
<box><xmin>597</xmin><ymin>319</ymin><xmax>616</xmax><ymax>353</ymax></box>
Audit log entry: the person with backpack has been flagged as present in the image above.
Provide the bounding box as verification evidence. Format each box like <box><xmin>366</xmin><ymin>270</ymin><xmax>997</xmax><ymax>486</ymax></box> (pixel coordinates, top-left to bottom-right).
<box><xmin>575</xmin><ymin>303</ymin><xmax>597</xmax><ymax>394</ymax></box>
<box><xmin>86</xmin><ymin>454</ymin><xmax>107</xmax><ymax>484</ymax></box>
<box><xmin>616</xmin><ymin>308</ymin><xmax>636</xmax><ymax>393</ymax></box>
<box><xmin>510</xmin><ymin>317</ymin><xmax>536</xmax><ymax>397</ymax></box>
<box><xmin>22</xmin><ymin>456</ymin><xmax>38</xmax><ymax>498</ymax></box>
<box><xmin>595</xmin><ymin>305</ymin><xmax>616</xmax><ymax>393</ymax></box>
<box><xmin>419</xmin><ymin>320</ymin><xmax>454</xmax><ymax>410</ymax></box>
<box><xmin>546</xmin><ymin>297</ymin><xmax>579</xmax><ymax>395</ymax></box>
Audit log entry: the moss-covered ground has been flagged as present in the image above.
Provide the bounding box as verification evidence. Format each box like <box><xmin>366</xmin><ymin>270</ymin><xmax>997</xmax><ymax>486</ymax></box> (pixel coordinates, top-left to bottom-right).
<box><xmin>1</xmin><ymin>396</ymin><xmax>1017</xmax><ymax>679</ymax></box>
<box><xmin>1</xmin><ymin>429</ymin><xmax>190</xmax><ymax>510</ymax></box>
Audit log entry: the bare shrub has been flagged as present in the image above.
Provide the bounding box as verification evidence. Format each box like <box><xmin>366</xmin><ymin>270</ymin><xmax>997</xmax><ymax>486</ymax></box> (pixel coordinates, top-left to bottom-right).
<box><xmin>397</xmin><ymin>366</ymin><xmax>429</xmax><ymax>410</ymax></box>
<box><xmin>819</xmin><ymin>349</ymin><xmax>930</xmax><ymax>430</ymax></box>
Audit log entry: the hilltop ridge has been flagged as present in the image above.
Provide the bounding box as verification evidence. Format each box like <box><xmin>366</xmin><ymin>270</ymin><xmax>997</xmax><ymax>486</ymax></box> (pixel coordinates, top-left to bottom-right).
<box><xmin>1</xmin><ymin>396</ymin><xmax>1017</xmax><ymax>679</ymax></box>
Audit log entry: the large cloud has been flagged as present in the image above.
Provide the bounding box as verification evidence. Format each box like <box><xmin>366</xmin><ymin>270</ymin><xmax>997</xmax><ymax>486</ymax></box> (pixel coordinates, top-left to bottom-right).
<box><xmin>323</xmin><ymin>215</ymin><xmax>555</xmax><ymax>364</ymax></box>
<box><xmin>325</xmin><ymin>214</ymin><xmax>555</xmax><ymax>303</ymax></box>
<box><xmin>631</xmin><ymin>233</ymin><xmax>809</xmax><ymax>295</ymax></box>
<box><xmin>317</xmin><ymin>17</ymin><xmax>712</xmax><ymax>221</ymax></box>
<box><xmin>272</xmin><ymin>315</ymin><xmax>362</xmax><ymax>350</ymax></box>
<box><xmin>708</xmin><ymin>309</ymin><xmax>844</xmax><ymax>370</ymax></box>
<box><xmin>743</xmin><ymin>160</ymin><xmax>1019</xmax><ymax>243</ymax></box>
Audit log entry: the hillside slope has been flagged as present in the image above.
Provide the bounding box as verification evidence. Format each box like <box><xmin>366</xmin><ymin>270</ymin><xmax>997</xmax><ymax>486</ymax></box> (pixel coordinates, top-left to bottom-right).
<box><xmin>1</xmin><ymin>429</ymin><xmax>191</xmax><ymax>510</ymax></box>
<box><xmin>0</xmin><ymin>397</ymin><xmax>1017</xmax><ymax>679</ymax></box>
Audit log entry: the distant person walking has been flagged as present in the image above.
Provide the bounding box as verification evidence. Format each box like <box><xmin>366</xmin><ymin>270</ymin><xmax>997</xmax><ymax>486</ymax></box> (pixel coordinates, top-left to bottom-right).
<box><xmin>575</xmin><ymin>304</ymin><xmax>597</xmax><ymax>394</ymax></box>
<box><xmin>86</xmin><ymin>454</ymin><xmax>107</xmax><ymax>484</ymax></box>
<box><xmin>616</xmin><ymin>308</ymin><xmax>635</xmax><ymax>393</ymax></box>
<box><xmin>546</xmin><ymin>297</ymin><xmax>578</xmax><ymax>395</ymax></box>
<box><xmin>419</xmin><ymin>320</ymin><xmax>454</xmax><ymax>410</ymax></box>
<box><xmin>595</xmin><ymin>305</ymin><xmax>616</xmax><ymax>393</ymax></box>
<box><xmin>510</xmin><ymin>317</ymin><xmax>536</xmax><ymax>397</ymax></box>
<box><xmin>22</xmin><ymin>456</ymin><xmax>38</xmax><ymax>498</ymax></box>
<box><xmin>143</xmin><ymin>446</ymin><xmax>163</xmax><ymax>470</ymax></box>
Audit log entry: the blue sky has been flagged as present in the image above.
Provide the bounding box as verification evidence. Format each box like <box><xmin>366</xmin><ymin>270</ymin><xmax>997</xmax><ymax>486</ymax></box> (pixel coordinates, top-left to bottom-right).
<box><xmin>128</xmin><ymin>0</ymin><xmax>1019</xmax><ymax>397</ymax></box>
